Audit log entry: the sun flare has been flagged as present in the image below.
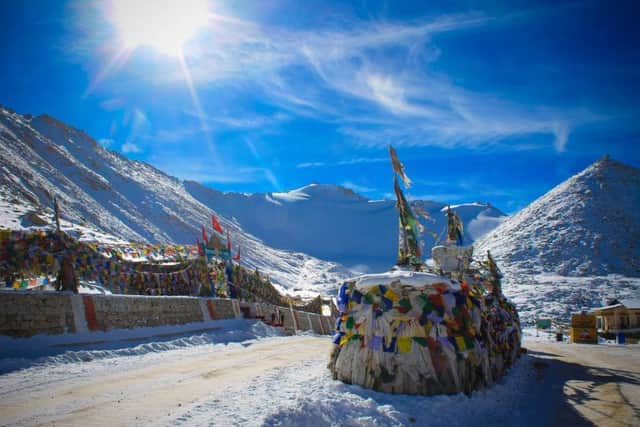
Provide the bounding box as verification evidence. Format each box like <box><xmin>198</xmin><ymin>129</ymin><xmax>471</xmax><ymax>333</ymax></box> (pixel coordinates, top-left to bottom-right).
<box><xmin>111</xmin><ymin>0</ymin><xmax>209</xmax><ymax>56</ymax></box>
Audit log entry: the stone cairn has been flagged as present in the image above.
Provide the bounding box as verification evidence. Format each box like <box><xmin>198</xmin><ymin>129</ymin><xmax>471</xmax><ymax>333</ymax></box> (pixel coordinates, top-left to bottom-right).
<box><xmin>328</xmin><ymin>146</ymin><xmax>521</xmax><ymax>395</ymax></box>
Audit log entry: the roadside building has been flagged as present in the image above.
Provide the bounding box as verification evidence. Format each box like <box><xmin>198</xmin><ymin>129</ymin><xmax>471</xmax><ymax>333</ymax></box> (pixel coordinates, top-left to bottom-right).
<box><xmin>570</xmin><ymin>312</ymin><xmax>598</xmax><ymax>344</ymax></box>
<box><xmin>590</xmin><ymin>299</ymin><xmax>640</xmax><ymax>339</ymax></box>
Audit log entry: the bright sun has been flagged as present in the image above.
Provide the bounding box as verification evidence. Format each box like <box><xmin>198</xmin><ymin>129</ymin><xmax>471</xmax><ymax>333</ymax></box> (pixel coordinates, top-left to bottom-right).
<box><xmin>111</xmin><ymin>0</ymin><xmax>209</xmax><ymax>56</ymax></box>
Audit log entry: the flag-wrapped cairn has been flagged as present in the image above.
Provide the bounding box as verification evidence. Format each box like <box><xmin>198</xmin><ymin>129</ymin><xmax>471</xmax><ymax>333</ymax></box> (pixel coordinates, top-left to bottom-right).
<box><xmin>329</xmin><ymin>270</ymin><xmax>521</xmax><ymax>395</ymax></box>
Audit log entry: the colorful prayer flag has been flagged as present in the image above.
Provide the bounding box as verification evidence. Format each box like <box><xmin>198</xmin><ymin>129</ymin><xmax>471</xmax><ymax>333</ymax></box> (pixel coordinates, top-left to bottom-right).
<box><xmin>369</xmin><ymin>335</ymin><xmax>383</xmax><ymax>350</ymax></box>
<box><xmin>383</xmin><ymin>337</ymin><xmax>397</xmax><ymax>353</ymax></box>
<box><xmin>389</xmin><ymin>145</ymin><xmax>412</xmax><ymax>188</ymax></box>
<box><xmin>211</xmin><ymin>214</ymin><xmax>223</xmax><ymax>234</ymax></box>
<box><xmin>398</xmin><ymin>336</ymin><xmax>412</xmax><ymax>353</ymax></box>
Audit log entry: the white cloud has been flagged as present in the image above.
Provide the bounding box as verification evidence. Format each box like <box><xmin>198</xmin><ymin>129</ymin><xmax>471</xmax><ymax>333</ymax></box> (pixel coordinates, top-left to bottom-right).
<box><xmin>77</xmin><ymin>6</ymin><xmax>604</xmax><ymax>154</ymax></box>
<box><xmin>121</xmin><ymin>142</ymin><xmax>141</xmax><ymax>153</ymax></box>
<box><xmin>297</xmin><ymin>161</ymin><xmax>326</xmax><ymax>169</ymax></box>
<box><xmin>151</xmin><ymin>156</ymin><xmax>279</xmax><ymax>187</ymax></box>
<box><xmin>340</xmin><ymin>181</ymin><xmax>377</xmax><ymax>194</ymax></box>
<box><xmin>297</xmin><ymin>157</ymin><xmax>386</xmax><ymax>168</ymax></box>
<box><xmin>550</xmin><ymin>121</ymin><xmax>570</xmax><ymax>152</ymax></box>
<box><xmin>118</xmin><ymin>108</ymin><xmax>150</xmax><ymax>153</ymax></box>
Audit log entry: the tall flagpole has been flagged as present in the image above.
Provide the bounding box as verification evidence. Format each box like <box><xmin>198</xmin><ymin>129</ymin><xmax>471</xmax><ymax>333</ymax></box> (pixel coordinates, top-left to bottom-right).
<box><xmin>389</xmin><ymin>145</ymin><xmax>422</xmax><ymax>269</ymax></box>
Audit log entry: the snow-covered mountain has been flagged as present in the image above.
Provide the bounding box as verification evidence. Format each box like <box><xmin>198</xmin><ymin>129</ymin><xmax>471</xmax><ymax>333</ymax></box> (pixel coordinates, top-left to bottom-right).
<box><xmin>0</xmin><ymin>105</ymin><xmax>507</xmax><ymax>279</ymax></box>
<box><xmin>476</xmin><ymin>156</ymin><xmax>640</xmax><ymax>277</ymax></box>
<box><xmin>475</xmin><ymin>157</ymin><xmax>640</xmax><ymax>323</ymax></box>
<box><xmin>3</xmin><ymin>105</ymin><xmax>637</xmax><ymax>321</ymax></box>
<box><xmin>0</xmin><ymin>105</ymin><xmax>349</xmax><ymax>295</ymax></box>
<box><xmin>185</xmin><ymin>181</ymin><xmax>506</xmax><ymax>272</ymax></box>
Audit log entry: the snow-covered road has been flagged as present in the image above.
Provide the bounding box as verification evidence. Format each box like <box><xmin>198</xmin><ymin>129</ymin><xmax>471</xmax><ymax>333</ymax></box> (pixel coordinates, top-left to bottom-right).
<box><xmin>1</xmin><ymin>335</ymin><xmax>330</xmax><ymax>426</ymax></box>
<box><xmin>1</xmin><ymin>322</ymin><xmax>638</xmax><ymax>426</ymax></box>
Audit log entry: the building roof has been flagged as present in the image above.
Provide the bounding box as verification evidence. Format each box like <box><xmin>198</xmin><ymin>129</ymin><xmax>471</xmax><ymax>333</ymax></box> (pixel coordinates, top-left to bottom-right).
<box><xmin>620</xmin><ymin>299</ymin><xmax>640</xmax><ymax>309</ymax></box>
<box><xmin>591</xmin><ymin>299</ymin><xmax>640</xmax><ymax>313</ymax></box>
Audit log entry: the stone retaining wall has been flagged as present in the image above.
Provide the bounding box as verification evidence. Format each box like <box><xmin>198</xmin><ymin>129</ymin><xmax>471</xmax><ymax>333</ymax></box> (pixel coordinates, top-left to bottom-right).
<box><xmin>253</xmin><ymin>302</ymin><xmax>335</xmax><ymax>335</ymax></box>
<box><xmin>0</xmin><ymin>293</ymin><xmax>76</xmax><ymax>337</ymax></box>
<box><xmin>0</xmin><ymin>291</ymin><xmax>335</xmax><ymax>338</ymax></box>
<box><xmin>89</xmin><ymin>295</ymin><xmax>203</xmax><ymax>330</ymax></box>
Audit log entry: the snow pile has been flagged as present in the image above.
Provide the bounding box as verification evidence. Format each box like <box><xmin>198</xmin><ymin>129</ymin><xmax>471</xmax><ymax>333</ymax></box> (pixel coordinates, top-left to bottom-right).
<box><xmin>475</xmin><ymin>157</ymin><xmax>640</xmax><ymax>323</ymax></box>
<box><xmin>180</xmin><ymin>350</ymin><xmax>539</xmax><ymax>427</ymax></box>
<box><xmin>0</xmin><ymin>318</ymin><xmax>283</xmax><ymax>374</ymax></box>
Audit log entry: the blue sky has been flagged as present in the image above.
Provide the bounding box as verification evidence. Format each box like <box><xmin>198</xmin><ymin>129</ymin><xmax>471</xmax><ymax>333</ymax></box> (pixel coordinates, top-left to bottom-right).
<box><xmin>1</xmin><ymin>0</ymin><xmax>638</xmax><ymax>213</ymax></box>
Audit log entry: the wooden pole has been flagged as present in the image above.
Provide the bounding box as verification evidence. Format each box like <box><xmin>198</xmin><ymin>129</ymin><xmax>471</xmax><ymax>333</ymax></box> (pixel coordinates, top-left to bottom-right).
<box><xmin>53</xmin><ymin>196</ymin><xmax>61</xmax><ymax>234</ymax></box>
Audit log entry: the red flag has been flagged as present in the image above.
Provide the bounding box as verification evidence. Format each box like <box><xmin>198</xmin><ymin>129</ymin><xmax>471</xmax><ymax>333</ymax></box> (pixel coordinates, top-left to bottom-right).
<box><xmin>234</xmin><ymin>246</ymin><xmax>241</xmax><ymax>261</ymax></box>
<box><xmin>211</xmin><ymin>214</ymin><xmax>223</xmax><ymax>234</ymax></box>
<box><xmin>226</xmin><ymin>230</ymin><xmax>232</xmax><ymax>252</ymax></box>
<box><xmin>196</xmin><ymin>238</ymin><xmax>204</xmax><ymax>256</ymax></box>
<box><xmin>201</xmin><ymin>226</ymin><xmax>208</xmax><ymax>244</ymax></box>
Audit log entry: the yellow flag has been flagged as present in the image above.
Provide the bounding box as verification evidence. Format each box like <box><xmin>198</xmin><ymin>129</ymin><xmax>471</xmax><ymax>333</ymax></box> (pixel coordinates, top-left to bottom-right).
<box><xmin>383</xmin><ymin>288</ymin><xmax>400</xmax><ymax>302</ymax></box>
<box><xmin>398</xmin><ymin>336</ymin><xmax>412</xmax><ymax>353</ymax></box>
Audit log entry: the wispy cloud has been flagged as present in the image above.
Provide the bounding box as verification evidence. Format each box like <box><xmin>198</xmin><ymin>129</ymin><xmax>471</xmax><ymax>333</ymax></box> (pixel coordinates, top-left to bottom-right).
<box><xmin>296</xmin><ymin>157</ymin><xmax>387</xmax><ymax>168</ymax></box>
<box><xmin>146</xmin><ymin>111</ymin><xmax>290</xmax><ymax>144</ymax></box>
<box><xmin>151</xmin><ymin>155</ymin><xmax>279</xmax><ymax>185</ymax></box>
<box><xmin>121</xmin><ymin>142</ymin><xmax>141</xmax><ymax>153</ymax></box>
<box><xmin>184</xmin><ymin>110</ymin><xmax>290</xmax><ymax>131</ymax></box>
<box><xmin>77</xmin><ymin>5</ymin><xmax>604</xmax><ymax>154</ymax></box>
<box><xmin>296</xmin><ymin>161</ymin><xmax>326</xmax><ymax>169</ymax></box>
<box><xmin>340</xmin><ymin>181</ymin><xmax>377</xmax><ymax>194</ymax></box>
<box><xmin>149</xmin><ymin>127</ymin><xmax>199</xmax><ymax>143</ymax></box>
<box><xmin>119</xmin><ymin>108</ymin><xmax>150</xmax><ymax>153</ymax></box>
<box><xmin>180</xmin><ymin>10</ymin><xmax>601</xmax><ymax>152</ymax></box>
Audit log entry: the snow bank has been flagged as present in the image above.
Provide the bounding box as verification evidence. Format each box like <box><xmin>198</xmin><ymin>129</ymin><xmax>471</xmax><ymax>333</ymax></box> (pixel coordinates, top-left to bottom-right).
<box><xmin>0</xmin><ymin>318</ymin><xmax>283</xmax><ymax>374</ymax></box>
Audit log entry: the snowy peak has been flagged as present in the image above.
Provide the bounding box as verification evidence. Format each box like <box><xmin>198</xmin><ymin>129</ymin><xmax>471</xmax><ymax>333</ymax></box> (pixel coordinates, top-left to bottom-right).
<box><xmin>283</xmin><ymin>183</ymin><xmax>366</xmax><ymax>201</ymax></box>
<box><xmin>185</xmin><ymin>180</ymin><xmax>507</xmax><ymax>273</ymax></box>
<box><xmin>476</xmin><ymin>157</ymin><xmax>640</xmax><ymax>277</ymax></box>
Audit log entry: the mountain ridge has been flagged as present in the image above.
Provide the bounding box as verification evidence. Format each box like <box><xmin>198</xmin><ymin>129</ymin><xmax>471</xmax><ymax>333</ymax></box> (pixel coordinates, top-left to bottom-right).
<box><xmin>0</xmin><ymin>106</ymin><xmax>350</xmax><ymax>295</ymax></box>
<box><xmin>184</xmin><ymin>179</ymin><xmax>506</xmax><ymax>272</ymax></box>
<box><xmin>2</xmin><ymin>105</ymin><xmax>639</xmax><ymax>321</ymax></box>
<box><xmin>0</xmin><ymin>106</ymin><xmax>506</xmax><ymax>292</ymax></box>
<box><xmin>476</xmin><ymin>156</ymin><xmax>640</xmax><ymax>277</ymax></box>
